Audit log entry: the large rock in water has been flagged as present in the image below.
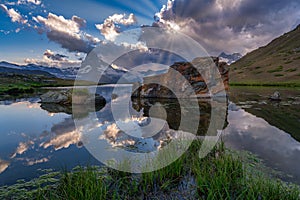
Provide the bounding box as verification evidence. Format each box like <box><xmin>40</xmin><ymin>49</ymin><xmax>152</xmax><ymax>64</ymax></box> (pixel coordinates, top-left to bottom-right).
<box><xmin>132</xmin><ymin>57</ymin><xmax>229</xmax><ymax>98</ymax></box>
<box><xmin>40</xmin><ymin>90</ymin><xmax>71</xmax><ymax>104</ymax></box>
<box><xmin>40</xmin><ymin>89</ymin><xmax>106</xmax><ymax>105</ymax></box>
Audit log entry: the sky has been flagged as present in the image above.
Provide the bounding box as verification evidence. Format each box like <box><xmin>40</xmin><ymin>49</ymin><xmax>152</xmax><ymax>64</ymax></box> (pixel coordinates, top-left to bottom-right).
<box><xmin>0</xmin><ymin>0</ymin><xmax>300</xmax><ymax>68</ymax></box>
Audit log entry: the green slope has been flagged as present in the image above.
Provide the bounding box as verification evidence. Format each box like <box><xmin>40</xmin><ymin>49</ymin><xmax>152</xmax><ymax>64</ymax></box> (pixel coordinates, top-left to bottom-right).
<box><xmin>230</xmin><ymin>25</ymin><xmax>300</xmax><ymax>86</ymax></box>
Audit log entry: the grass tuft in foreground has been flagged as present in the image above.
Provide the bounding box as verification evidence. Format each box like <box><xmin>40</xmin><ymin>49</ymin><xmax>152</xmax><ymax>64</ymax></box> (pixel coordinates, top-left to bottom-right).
<box><xmin>0</xmin><ymin>141</ymin><xmax>299</xmax><ymax>199</ymax></box>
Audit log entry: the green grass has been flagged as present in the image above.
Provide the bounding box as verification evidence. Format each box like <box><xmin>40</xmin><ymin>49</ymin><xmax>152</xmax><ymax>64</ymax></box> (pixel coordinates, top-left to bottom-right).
<box><xmin>285</xmin><ymin>68</ymin><xmax>297</xmax><ymax>72</ymax></box>
<box><xmin>230</xmin><ymin>82</ymin><xmax>300</xmax><ymax>87</ymax></box>
<box><xmin>0</xmin><ymin>141</ymin><xmax>299</xmax><ymax>200</ymax></box>
<box><xmin>0</xmin><ymin>74</ymin><xmax>97</xmax><ymax>96</ymax></box>
<box><xmin>267</xmin><ymin>66</ymin><xmax>284</xmax><ymax>73</ymax></box>
<box><xmin>274</xmin><ymin>74</ymin><xmax>284</xmax><ymax>77</ymax></box>
<box><xmin>284</xmin><ymin>60</ymin><xmax>294</xmax><ymax>64</ymax></box>
<box><xmin>252</xmin><ymin>71</ymin><xmax>263</xmax><ymax>75</ymax></box>
<box><xmin>194</xmin><ymin>145</ymin><xmax>299</xmax><ymax>200</ymax></box>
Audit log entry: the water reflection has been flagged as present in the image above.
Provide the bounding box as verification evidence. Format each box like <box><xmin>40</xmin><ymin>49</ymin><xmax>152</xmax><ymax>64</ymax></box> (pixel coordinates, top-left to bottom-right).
<box><xmin>0</xmin><ymin>86</ymin><xmax>300</xmax><ymax>184</ymax></box>
<box><xmin>11</xmin><ymin>140</ymin><xmax>34</xmax><ymax>158</ymax></box>
<box><xmin>40</xmin><ymin>118</ymin><xmax>83</xmax><ymax>151</ymax></box>
<box><xmin>0</xmin><ymin>100</ymin><xmax>101</xmax><ymax>185</ymax></box>
<box><xmin>224</xmin><ymin>104</ymin><xmax>300</xmax><ymax>184</ymax></box>
<box><xmin>229</xmin><ymin>87</ymin><xmax>300</xmax><ymax>141</ymax></box>
<box><xmin>40</xmin><ymin>101</ymin><xmax>106</xmax><ymax>118</ymax></box>
<box><xmin>131</xmin><ymin>98</ymin><xmax>228</xmax><ymax>136</ymax></box>
<box><xmin>0</xmin><ymin>160</ymin><xmax>9</xmax><ymax>174</ymax></box>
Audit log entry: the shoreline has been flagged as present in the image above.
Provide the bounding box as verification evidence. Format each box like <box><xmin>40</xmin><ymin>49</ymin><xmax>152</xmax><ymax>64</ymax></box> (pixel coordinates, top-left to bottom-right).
<box><xmin>0</xmin><ymin>142</ymin><xmax>299</xmax><ymax>199</ymax></box>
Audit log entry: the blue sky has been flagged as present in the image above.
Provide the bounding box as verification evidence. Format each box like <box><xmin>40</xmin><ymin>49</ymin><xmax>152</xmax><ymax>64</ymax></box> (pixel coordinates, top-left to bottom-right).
<box><xmin>0</xmin><ymin>0</ymin><xmax>165</xmax><ymax>65</ymax></box>
<box><xmin>1</xmin><ymin>0</ymin><xmax>300</xmax><ymax>67</ymax></box>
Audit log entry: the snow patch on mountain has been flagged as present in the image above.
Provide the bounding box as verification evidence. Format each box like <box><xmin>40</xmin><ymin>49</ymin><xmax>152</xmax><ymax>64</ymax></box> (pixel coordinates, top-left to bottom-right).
<box><xmin>219</xmin><ymin>52</ymin><xmax>242</xmax><ymax>65</ymax></box>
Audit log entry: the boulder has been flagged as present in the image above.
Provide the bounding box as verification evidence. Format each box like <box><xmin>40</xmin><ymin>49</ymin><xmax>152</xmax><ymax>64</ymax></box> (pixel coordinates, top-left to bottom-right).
<box><xmin>132</xmin><ymin>57</ymin><xmax>229</xmax><ymax>99</ymax></box>
<box><xmin>40</xmin><ymin>89</ymin><xmax>106</xmax><ymax>105</ymax></box>
<box><xmin>269</xmin><ymin>91</ymin><xmax>281</xmax><ymax>101</ymax></box>
<box><xmin>40</xmin><ymin>90</ymin><xmax>71</xmax><ymax>105</ymax></box>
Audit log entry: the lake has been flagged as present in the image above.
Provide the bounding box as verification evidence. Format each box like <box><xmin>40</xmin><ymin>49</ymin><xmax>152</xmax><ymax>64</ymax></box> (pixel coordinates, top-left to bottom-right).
<box><xmin>0</xmin><ymin>85</ymin><xmax>299</xmax><ymax>185</ymax></box>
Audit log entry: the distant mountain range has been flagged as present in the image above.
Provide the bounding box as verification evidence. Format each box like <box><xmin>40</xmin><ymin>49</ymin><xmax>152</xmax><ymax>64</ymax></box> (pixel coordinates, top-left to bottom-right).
<box><xmin>230</xmin><ymin>25</ymin><xmax>300</xmax><ymax>85</ymax></box>
<box><xmin>0</xmin><ymin>61</ymin><xmax>78</xmax><ymax>79</ymax></box>
<box><xmin>0</xmin><ymin>61</ymin><xmax>169</xmax><ymax>84</ymax></box>
<box><xmin>218</xmin><ymin>52</ymin><xmax>242</xmax><ymax>65</ymax></box>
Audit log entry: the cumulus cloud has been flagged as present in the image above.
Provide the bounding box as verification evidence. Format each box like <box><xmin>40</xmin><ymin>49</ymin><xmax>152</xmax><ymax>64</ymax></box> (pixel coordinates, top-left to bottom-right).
<box><xmin>0</xmin><ymin>4</ymin><xmax>28</xmax><ymax>24</ymax></box>
<box><xmin>43</xmin><ymin>49</ymin><xmax>68</xmax><ymax>61</ymax></box>
<box><xmin>24</xmin><ymin>49</ymin><xmax>81</xmax><ymax>68</ymax></box>
<box><xmin>84</xmin><ymin>33</ymin><xmax>101</xmax><ymax>43</ymax></box>
<box><xmin>120</xmin><ymin>41</ymin><xmax>148</xmax><ymax>52</ymax></box>
<box><xmin>154</xmin><ymin>0</ymin><xmax>300</xmax><ymax>55</ymax></box>
<box><xmin>95</xmin><ymin>13</ymin><xmax>137</xmax><ymax>41</ymax></box>
<box><xmin>154</xmin><ymin>0</ymin><xmax>180</xmax><ymax>30</ymax></box>
<box><xmin>17</xmin><ymin>0</ymin><xmax>42</xmax><ymax>5</ymax></box>
<box><xmin>33</xmin><ymin>13</ymin><xmax>100</xmax><ymax>53</ymax></box>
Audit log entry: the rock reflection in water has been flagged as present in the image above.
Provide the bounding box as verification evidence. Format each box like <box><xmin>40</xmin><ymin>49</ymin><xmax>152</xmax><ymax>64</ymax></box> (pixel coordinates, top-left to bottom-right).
<box><xmin>131</xmin><ymin>98</ymin><xmax>228</xmax><ymax>136</ymax></box>
<box><xmin>40</xmin><ymin>102</ymin><xmax>106</xmax><ymax>119</ymax></box>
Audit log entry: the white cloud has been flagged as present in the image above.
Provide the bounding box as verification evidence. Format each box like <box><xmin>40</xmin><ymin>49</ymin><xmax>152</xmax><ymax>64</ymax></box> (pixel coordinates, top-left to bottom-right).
<box><xmin>84</xmin><ymin>33</ymin><xmax>101</xmax><ymax>43</ymax></box>
<box><xmin>33</xmin><ymin>13</ymin><xmax>99</xmax><ymax>53</ymax></box>
<box><xmin>34</xmin><ymin>13</ymin><xmax>84</xmax><ymax>38</ymax></box>
<box><xmin>26</xmin><ymin>0</ymin><xmax>42</xmax><ymax>5</ymax></box>
<box><xmin>109</xmin><ymin>13</ymin><xmax>137</xmax><ymax>25</ymax></box>
<box><xmin>215</xmin><ymin>0</ymin><xmax>244</xmax><ymax>11</ymax></box>
<box><xmin>24</xmin><ymin>57</ymin><xmax>81</xmax><ymax>68</ymax></box>
<box><xmin>24</xmin><ymin>49</ymin><xmax>82</xmax><ymax>68</ymax></box>
<box><xmin>17</xmin><ymin>0</ymin><xmax>42</xmax><ymax>5</ymax></box>
<box><xmin>120</xmin><ymin>41</ymin><xmax>148</xmax><ymax>52</ymax></box>
<box><xmin>154</xmin><ymin>0</ymin><xmax>175</xmax><ymax>22</ymax></box>
<box><xmin>95</xmin><ymin>13</ymin><xmax>137</xmax><ymax>41</ymax></box>
<box><xmin>154</xmin><ymin>0</ymin><xmax>300</xmax><ymax>55</ymax></box>
<box><xmin>0</xmin><ymin>4</ymin><xmax>28</xmax><ymax>24</ymax></box>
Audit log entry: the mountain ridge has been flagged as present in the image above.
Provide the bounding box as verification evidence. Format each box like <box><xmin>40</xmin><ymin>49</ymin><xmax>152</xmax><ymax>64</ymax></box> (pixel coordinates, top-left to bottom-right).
<box><xmin>230</xmin><ymin>25</ymin><xmax>300</xmax><ymax>85</ymax></box>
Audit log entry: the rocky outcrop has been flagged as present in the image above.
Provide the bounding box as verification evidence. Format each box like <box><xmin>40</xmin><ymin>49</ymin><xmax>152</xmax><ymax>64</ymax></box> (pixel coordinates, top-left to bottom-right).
<box><xmin>40</xmin><ymin>89</ymin><xmax>106</xmax><ymax>118</ymax></box>
<box><xmin>40</xmin><ymin>89</ymin><xmax>106</xmax><ymax>105</ymax></box>
<box><xmin>40</xmin><ymin>90</ymin><xmax>71</xmax><ymax>104</ymax></box>
<box><xmin>132</xmin><ymin>57</ymin><xmax>229</xmax><ymax>98</ymax></box>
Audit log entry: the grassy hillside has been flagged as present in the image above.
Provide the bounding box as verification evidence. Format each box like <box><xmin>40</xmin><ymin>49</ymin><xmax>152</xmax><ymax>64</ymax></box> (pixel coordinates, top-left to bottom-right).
<box><xmin>230</xmin><ymin>25</ymin><xmax>300</xmax><ymax>86</ymax></box>
<box><xmin>0</xmin><ymin>73</ymin><xmax>95</xmax><ymax>95</ymax></box>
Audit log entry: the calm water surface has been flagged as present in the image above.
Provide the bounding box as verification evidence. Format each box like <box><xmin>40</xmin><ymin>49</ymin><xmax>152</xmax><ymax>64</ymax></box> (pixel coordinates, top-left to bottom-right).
<box><xmin>0</xmin><ymin>86</ymin><xmax>299</xmax><ymax>185</ymax></box>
